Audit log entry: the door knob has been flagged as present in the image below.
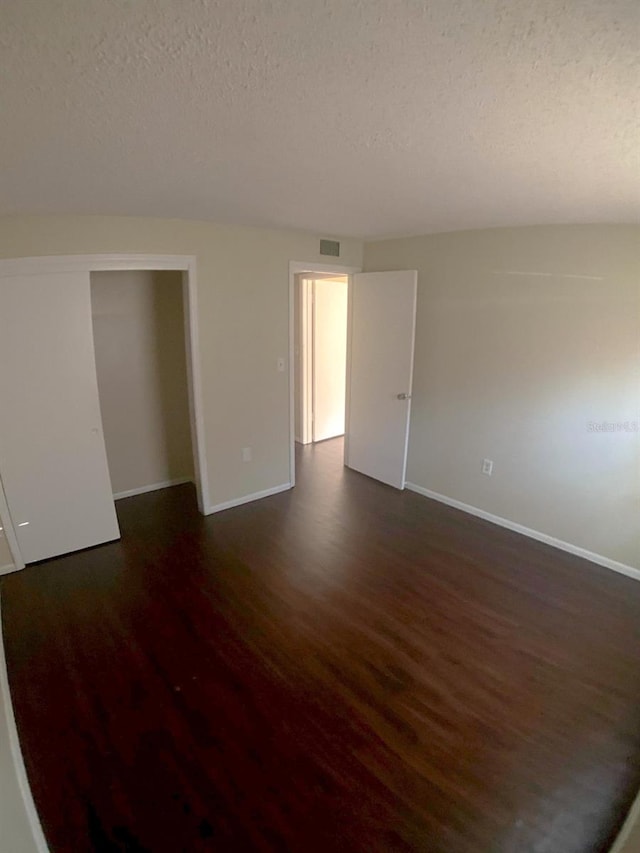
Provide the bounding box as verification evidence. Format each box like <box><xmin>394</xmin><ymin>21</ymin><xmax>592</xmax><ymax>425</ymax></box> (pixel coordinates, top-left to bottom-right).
<box><xmin>397</xmin><ymin>393</ymin><xmax>411</xmax><ymax>400</ymax></box>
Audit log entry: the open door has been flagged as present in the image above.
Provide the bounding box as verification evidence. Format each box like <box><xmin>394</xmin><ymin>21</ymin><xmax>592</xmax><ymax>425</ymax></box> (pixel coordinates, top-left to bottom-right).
<box><xmin>345</xmin><ymin>270</ymin><xmax>417</xmax><ymax>489</ymax></box>
<box><xmin>0</xmin><ymin>272</ymin><xmax>120</xmax><ymax>564</ymax></box>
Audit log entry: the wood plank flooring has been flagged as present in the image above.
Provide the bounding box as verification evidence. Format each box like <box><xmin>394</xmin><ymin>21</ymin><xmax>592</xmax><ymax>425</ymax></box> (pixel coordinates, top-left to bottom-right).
<box><xmin>2</xmin><ymin>438</ymin><xmax>640</xmax><ymax>852</ymax></box>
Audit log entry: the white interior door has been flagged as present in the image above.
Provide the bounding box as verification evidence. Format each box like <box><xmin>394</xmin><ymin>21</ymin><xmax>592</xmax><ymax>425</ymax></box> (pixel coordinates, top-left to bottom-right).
<box><xmin>0</xmin><ymin>272</ymin><xmax>120</xmax><ymax>563</ymax></box>
<box><xmin>312</xmin><ymin>277</ymin><xmax>348</xmax><ymax>442</ymax></box>
<box><xmin>346</xmin><ymin>270</ymin><xmax>417</xmax><ymax>489</ymax></box>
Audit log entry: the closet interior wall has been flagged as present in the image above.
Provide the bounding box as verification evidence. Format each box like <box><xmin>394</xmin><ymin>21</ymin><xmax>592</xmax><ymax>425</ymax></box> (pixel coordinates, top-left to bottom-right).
<box><xmin>90</xmin><ymin>270</ymin><xmax>194</xmax><ymax>498</ymax></box>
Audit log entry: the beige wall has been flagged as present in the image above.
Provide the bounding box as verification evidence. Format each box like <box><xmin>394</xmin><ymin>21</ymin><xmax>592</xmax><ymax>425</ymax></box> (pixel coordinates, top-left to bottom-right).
<box><xmin>91</xmin><ymin>270</ymin><xmax>193</xmax><ymax>495</ymax></box>
<box><xmin>0</xmin><ymin>216</ymin><xmax>363</xmax><ymax>519</ymax></box>
<box><xmin>364</xmin><ymin>225</ymin><xmax>640</xmax><ymax>569</ymax></box>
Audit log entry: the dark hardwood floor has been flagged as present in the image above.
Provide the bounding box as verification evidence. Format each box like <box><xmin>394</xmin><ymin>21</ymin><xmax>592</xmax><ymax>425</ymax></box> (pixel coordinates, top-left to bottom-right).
<box><xmin>2</xmin><ymin>438</ymin><xmax>640</xmax><ymax>853</ymax></box>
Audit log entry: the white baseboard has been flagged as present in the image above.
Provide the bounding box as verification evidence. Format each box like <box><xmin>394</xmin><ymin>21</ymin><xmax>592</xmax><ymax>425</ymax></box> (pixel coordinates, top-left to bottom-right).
<box><xmin>0</xmin><ymin>563</ymin><xmax>19</xmax><ymax>577</ymax></box>
<box><xmin>207</xmin><ymin>483</ymin><xmax>292</xmax><ymax>515</ymax></box>
<box><xmin>405</xmin><ymin>482</ymin><xmax>640</xmax><ymax>582</ymax></box>
<box><xmin>113</xmin><ymin>478</ymin><xmax>192</xmax><ymax>501</ymax></box>
<box><xmin>0</xmin><ymin>592</ymin><xmax>49</xmax><ymax>852</ymax></box>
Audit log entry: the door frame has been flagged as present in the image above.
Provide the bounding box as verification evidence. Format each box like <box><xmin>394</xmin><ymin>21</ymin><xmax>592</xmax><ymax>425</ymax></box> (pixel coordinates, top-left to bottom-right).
<box><xmin>0</xmin><ymin>254</ymin><xmax>210</xmax><ymax>571</ymax></box>
<box><xmin>288</xmin><ymin>261</ymin><xmax>361</xmax><ymax>487</ymax></box>
<box><xmin>296</xmin><ymin>275</ymin><xmax>314</xmax><ymax>446</ymax></box>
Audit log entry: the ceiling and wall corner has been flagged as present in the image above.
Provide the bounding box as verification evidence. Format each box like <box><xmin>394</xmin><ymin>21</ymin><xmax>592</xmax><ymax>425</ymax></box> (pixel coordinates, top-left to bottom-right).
<box><xmin>0</xmin><ymin>0</ymin><xmax>637</xmax><ymax>240</ymax></box>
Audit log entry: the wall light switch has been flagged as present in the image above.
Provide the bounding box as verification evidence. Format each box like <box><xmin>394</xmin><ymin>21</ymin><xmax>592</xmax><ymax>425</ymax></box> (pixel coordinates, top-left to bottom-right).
<box><xmin>482</xmin><ymin>458</ymin><xmax>493</xmax><ymax>476</ymax></box>
<box><xmin>277</xmin><ymin>357</ymin><xmax>285</xmax><ymax>372</ymax></box>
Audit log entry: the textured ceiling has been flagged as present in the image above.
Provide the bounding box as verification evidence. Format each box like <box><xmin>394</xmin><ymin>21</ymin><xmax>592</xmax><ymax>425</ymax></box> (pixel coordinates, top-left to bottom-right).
<box><xmin>1</xmin><ymin>0</ymin><xmax>638</xmax><ymax>238</ymax></box>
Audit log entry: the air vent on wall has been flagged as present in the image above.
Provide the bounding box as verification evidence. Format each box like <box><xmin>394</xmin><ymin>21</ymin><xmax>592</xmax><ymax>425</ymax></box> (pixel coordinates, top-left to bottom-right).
<box><xmin>320</xmin><ymin>239</ymin><xmax>340</xmax><ymax>257</ymax></box>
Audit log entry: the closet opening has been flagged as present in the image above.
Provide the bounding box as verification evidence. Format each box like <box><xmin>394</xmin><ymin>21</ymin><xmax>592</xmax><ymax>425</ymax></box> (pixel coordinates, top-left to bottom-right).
<box><xmin>90</xmin><ymin>270</ymin><xmax>195</xmax><ymax>504</ymax></box>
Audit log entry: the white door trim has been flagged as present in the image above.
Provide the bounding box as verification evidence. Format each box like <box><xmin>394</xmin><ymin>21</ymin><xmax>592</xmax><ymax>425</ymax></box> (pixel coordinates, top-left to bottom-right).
<box><xmin>288</xmin><ymin>261</ymin><xmax>361</xmax><ymax>487</ymax></box>
<box><xmin>0</xmin><ymin>254</ymin><xmax>196</xmax><ymax>275</ymax></box>
<box><xmin>0</xmin><ymin>254</ymin><xmax>210</xmax><ymax>569</ymax></box>
<box><xmin>344</xmin><ymin>274</ymin><xmax>354</xmax><ymax>469</ymax></box>
<box><xmin>303</xmin><ymin>278</ymin><xmax>314</xmax><ymax>445</ymax></box>
<box><xmin>296</xmin><ymin>275</ymin><xmax>313</xmax><ymax>446</ymax></box>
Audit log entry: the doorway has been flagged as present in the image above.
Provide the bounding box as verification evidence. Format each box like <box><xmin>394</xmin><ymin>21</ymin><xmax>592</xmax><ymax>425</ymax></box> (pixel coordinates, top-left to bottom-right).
<box><xmin>294</xmin><ymin>273</ymin><xmax>349</xmax><ymax>446</ymax></box>
<box><xmin>289</xmin><ymin>262</ymin><xmax>418</xmax><ymax>493</ymax></box>
<box><xmin>90</xmin><ymin>270</ymin><xmax>194</xmax><ymax>502</ymax></box>
<box><xmin>289</xmin><ymin>261</ymin><xmax>360</xmax><ymax>486</ymax></box>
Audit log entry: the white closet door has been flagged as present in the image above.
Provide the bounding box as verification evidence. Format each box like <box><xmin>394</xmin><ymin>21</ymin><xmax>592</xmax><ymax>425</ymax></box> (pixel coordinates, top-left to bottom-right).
<box><xmin>0</xmin><ymin>272</ymin><xmax>119</xmax><ymax>563</ymax></box>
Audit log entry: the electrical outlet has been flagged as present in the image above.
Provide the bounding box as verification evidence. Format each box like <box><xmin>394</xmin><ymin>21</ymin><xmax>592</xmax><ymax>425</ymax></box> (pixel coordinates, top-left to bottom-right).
<box><xmin>242</xmin><ymin>447</ymin><xmax>252</xmax><ymax>463</ymax></box>
<box><xmin>482</xmin><ymin>458</ymin><xmax>493</xmax><ymax>476</ymax></box>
